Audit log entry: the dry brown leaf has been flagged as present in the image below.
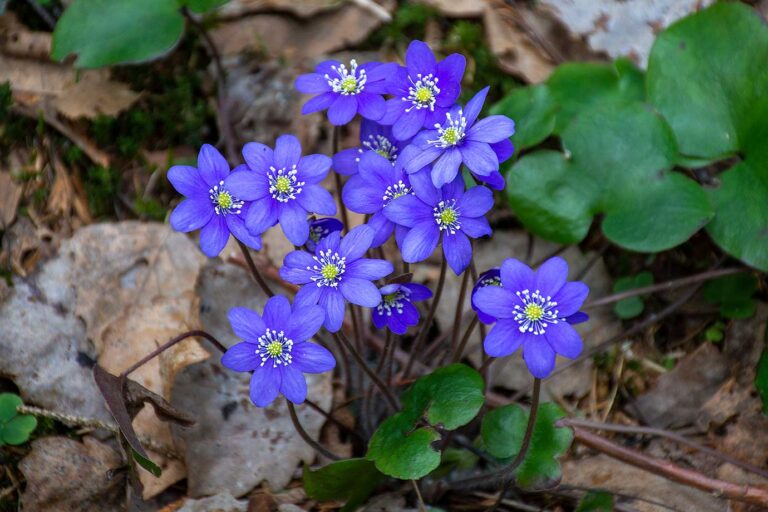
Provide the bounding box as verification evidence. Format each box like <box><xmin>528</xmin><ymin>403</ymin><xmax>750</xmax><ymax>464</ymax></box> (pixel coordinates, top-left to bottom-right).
<box><xmin>218</xmin><ymin>0</ymin><xmax>342</xmax><ymax>18</ymax></box>
<box><xmin>0</xmin><ymin>171</ymin><xmax>22</xmax><ymax>229</ymax></box>
<box><xmin>415</xmin><ymin>0</ymin><xmax>486</xmax><ymax>17</ymax></box>
<box><xmin>18</xmin><ymin>436</ymin><xmax>124</xmax><ymax>512</ymax></box>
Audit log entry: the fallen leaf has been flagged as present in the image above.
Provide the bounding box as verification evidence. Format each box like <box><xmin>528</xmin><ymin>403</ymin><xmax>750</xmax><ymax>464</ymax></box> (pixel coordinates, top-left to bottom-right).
<box><xmin>539</xmin><ymin>0</ymin><xmax>715</xmax><ymax>67</ymax></box>
<box><xmin>414</xmin><ymin>0</ymin><xmax>485</xmax><ymax>17</ymax></box>
<box><xmin>1</xmin><ymin>215</ymin><xmax>44</xmax><ymax>276</ymax></box>
<box><xmin>630</xmin><ymin>343</ymin><xmax>728</xmax><ymax>429</ymax></box>
<box><xmin>217</xmin><ymin>0</ymin><xmax>342</xmax><ymax>19</ymax></box>
<box><xmin>0</xmin><ymin>171</ymin><xmax>22</xmax><ymax>229</ymax></box>
<box><xmin>172</xmin><ymin>261</ymin><xmax>333</xmax><ymax>497</ymax></box>
<box><xmin>18</xmin><ymin>436</ymin><xmax>124</xmax><ymax>512</ymax></box>
<box><xmin>176</xmin><ymin>492</ymin><xmax>249</xmax><ymax>512</ymax></box>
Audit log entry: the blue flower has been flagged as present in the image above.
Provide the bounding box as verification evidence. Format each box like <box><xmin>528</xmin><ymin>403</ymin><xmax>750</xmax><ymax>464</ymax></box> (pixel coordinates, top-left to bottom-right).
<box><xmin>332</xmin><ymin>120</ymin><xmax>410</xmax><ymax>176</ymax></box>
<box><xmin>341</xmin><ymin>151</ymin><xmax>413</xmax><ymax>248</ymax></box>
<box><xmin>384</xmin><ymin>173</ymin><xmax>493</xmax><ymax>275</ymax></box>
<box><xmin>379</xmin><ymin>40</ymin><xmax>466</xmax><ymax>141</ymax></box>
<box><xmin>473</xmin><ymin>257</ymin><xmax>589</xmax><ymax>378</ymax></box>
<box><xmin>471</xmin><ymin>268</ymin><xmax>502</xmax><ymax>325</ymax></box>
<box><xmin>280</xmin><ymin>225</ymin><xmax>394</xmax><ymax>332</ymax></box>
<box><xmin>168</xmin><ymin>144</ymin><xmax>262</xmax><ymax>257</ymax></box>
<box><xmin>295</xmin><ymin>59</ymin><xmax>398</xmax><ymax>126</ymax></box>
<box><xmin>306</xmin><ymin>218</ymin><xmax>344</xmax><ymax>253</ymax></box>
<box><xmin>400</xmin><ymin>87</ymin><xmax>515</xmax><ymax>188</ymax></box>
<box><xmin>227</xmin><ymin>135</ymin><xmax>336</xmax><ymax>246</ymax></box>
<box><xmin>221</xmin><ymin>296</ymin><xmax>335</xmax><ymax>407</ymax></box>
<box><xmin>372</xmin><ymin>282</ymin><xmax>432</xmax><ymax>335</ymax></box>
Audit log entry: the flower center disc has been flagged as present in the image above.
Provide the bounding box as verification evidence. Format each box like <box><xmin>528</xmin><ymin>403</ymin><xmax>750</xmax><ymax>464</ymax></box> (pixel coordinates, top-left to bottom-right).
<box><xmin>440</xmin><ymin>207</ymin><xmax>457</xmax><ymax>226</ymax></box>
<box><xmin>321</xmin><ymin>263</ymin><xmax>340</xmax><ymax>280</ymax></box>
<box><xmin>275</xmin><ymin>176</ymin><xmax>291</xmax><ymax>194</ymax></box>
<box><xmin>266</xmin><ymin>340</ymin><xmax>283</xmax><ymax>357</ymax></box>
<box><xmin>217</xmin><ymin>191</ymin><xmax>233</xmax><ymax>210</ymax></box>
<box><xmin>341</xmin><ymin>76</ymin><xmax>358</xmax><ymax>93</ymax></box>
<box><xmin>524</xmin><ymin>303</ymin><xmax>544</xmax><ymax>321</ymax></box>
<box><xmin>442</xmin><ymin>128</ymin><xmax>459</xmax><ymax>146</ymax></box>
<box><xmin>415</xmin><ymin>86</ymin><xmax>433</xmax><ymax>104</ymax></box>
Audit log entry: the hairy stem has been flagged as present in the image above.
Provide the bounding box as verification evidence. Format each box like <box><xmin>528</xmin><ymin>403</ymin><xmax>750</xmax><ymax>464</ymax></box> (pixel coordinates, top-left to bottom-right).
<box><xmin>451</xmin><ymin>316</ymin><xmax>479</xmax><ymax>363</ymax></box>
<box><xmin>236</xmin><ymin>240</ymin><xmax>276</xmax><ymax>297</ymax></box>
<box><xmin>449</xmin><ymin>267</ymin><xmax>472</xmax><ymax>358</ymax></box>
<box><xmin>404</xmin><ymin>254</ymin><xmax>447</xmax><ymax>378</ymax></box>
<box><xmin>334</xmin><ymin>331</ymin><xmax>400</xmax><ymax>411</ymax></box>
<box><xmin>286</xmin><ymin>400</ymin><xmax>340</xmax><ymax>461</ymax></box>
<box><xmin>120</xmin><ymin>330</ymin><xmax>226</xmax><ymax>379</ymax></box>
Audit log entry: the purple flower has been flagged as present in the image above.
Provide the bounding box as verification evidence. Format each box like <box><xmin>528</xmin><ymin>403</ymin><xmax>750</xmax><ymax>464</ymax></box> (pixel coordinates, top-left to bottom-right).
<box><xmin>221</xmin><ymin>296</ymin><xmax>335</xmax><ymax>407</ymax></box>
<box><xmin>379</xmin><ymin>40</ymin><xmax>466</xmax><ymax>141</ymax></box>
<box><xmin>384</xmin><ymin>173</ymin><xmax>493</xmax><ymax>275</ymax></box>
<box><xmin>280</xmin><ymin>225</ymin><xmax>394</xmax><ymax>332</ymax></box>
<box><xmin>372</xmin><ymin>282</ymin><xmax>432</xmax><ymax>335</ymax></box>
<box><xmin>306</xmin><ymin>217</ymin><xmax>344</xmax><ymax>253</ymax></box>
<box><xmin>332</xmin><ymin>120</ymin><xmax>410</xmax><ymax>176</ymax></box>
<box><xmin>472</xmin><ymin>268</ymin><xmax>502</xmax><ymax>325</ymax></box>
<box><xmin>341</xmin><ymin>152</ymin><xmax>413</xmax><ymax>248</ymax></box>
<box><xmin>295</xmin><ymin>59</ymin><xmax>398</xmax><ymax>126</ymax></box>
<box><xmin>400</xmin><ymin>87</ymin><xmax>516</xmax><ymax>188</ymax></box>
<box><xmin>168</xmin><ymin>144</ymin><xmax>262</xmax><ymax>257</ymax></box>
<box><xmin>229</xmin><ymin>135</ymin><xmax>336</xmax><ymax>246</ymax></box>
<box><xmin>473</xmin><ymin>257</ymin><xmax>590</xmax><ymax>378</ymax></box>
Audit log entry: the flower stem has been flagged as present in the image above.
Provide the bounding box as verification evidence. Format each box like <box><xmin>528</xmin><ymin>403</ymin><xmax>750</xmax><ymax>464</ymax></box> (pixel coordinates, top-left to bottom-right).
<box><xmin>334</xmin><ymin>331</ymin><xmax>400</xmax><ymax>411</ymax></box>
<box><xmin>236</xmin><ymin>240</ymin><xmax>275</xmax><ymax>297</ymax></box>
<box><xmin>119</xmin><ymin>330</ymin><xmax>226</xmax><ymax>379</ymax></box>
<box><xmin>331</xmin><ymin>126</ymin><xmax>351</xmax><ymax>233</ymax></box>
<box><xmin>286</xmin><ymin>400</ymin><xmax>341</xmax><ymax>461</ymax></box>
<box><xmin>449</xmin><ymin>266</ymin><xmax>472</xmax><ymax>357</ymax></box>
<box><xmin>403</xmin><ymin>254</ymin><xmax>447</xmax><ymax>379</ymax></box>
<box><xmin>451</xmin><ymin>315</ymin><xmax>478</xmax><ymax>363</ymax></box>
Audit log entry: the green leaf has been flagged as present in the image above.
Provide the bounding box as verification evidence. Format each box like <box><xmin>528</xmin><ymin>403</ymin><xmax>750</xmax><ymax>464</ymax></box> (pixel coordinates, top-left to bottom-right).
<box><xmin>481</xmin><ymin>402</ymin><xmax>573</xmax><ymax>490</ymax></box>
<box><xmin>0</xmin><ymin>393</ymin><xmax>37</xmax><ymax>446</ymax></box>
<box><xmin>547</xmin><ymin>58</ymin><xmax>644</xmax><ymax>133</ymax></box>
<box><xmin>706</xmin><ymin>162</ymin><xmax>768</xmax><ymax>271</ymax></box>
<box><xmin>703</xmin><ymin>273</ymin><xmax>758</xmax><ymax>319</ymax></box>
<box><xmin>612</xmin><ymin>271</ymin><xmax>653</xmax><ymax>320</ymax></box>
<box><xmin>367</xmin><ymin>364</ymin><xmax>485</xmax><ymax>480</ymax></box>
<box><xmin>52</xmin><ymin>0</ymin><xmax>185</xmax><ymax>68</ymax></box>
<box><xmin>132</xmin><ymin>448</ymin><xmax>162</xmax><ymax>477</ymax></box>
<box><xmin>490</xmin><ymin>85</ymin><xmax>556</xmax><ymax>150</ymax></box>
<box><xmin>303</xmin><ymin>459</ymin><xmax>384</xmax><ymax>512</ymax></box>
<box><xmin>181</xmin><ymin>0</ymin><xmax>229</xmax><ymax>13</ymax></box>
<box><xmin>576</xmin><ymin>491</ymin><xmax>614</xmax><ymax>512</ymax></box>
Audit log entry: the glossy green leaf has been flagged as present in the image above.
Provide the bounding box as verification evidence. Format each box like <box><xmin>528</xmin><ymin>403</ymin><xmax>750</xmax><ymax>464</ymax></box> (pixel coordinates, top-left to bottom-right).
<box><xmin>181</xmin><ymin>0</ymin><xmax>229</xmax><ymax>13</ymax></box>
<box><xmin>132</xmin><ymin>448</ymin><xmax>162</xmax><ymax>477</ymax></box>
<box><xmin>490</xmin><ymin>85</ymin><xmax>556</xmax><ymax>150</ymax></box>
<box><xmin>612</xmin><ymin>271</ymin><xmax>653</xmax><ymax>320</ymax></box>
<box><xmin>703</xmin><ymin>273</ymin><xmax>758</xmax><ymax>319</ymax></box>
<box><xmin>52</xmin><ymin>0</ymin><xmax>185</xmax><ymax>68</ymax></box>
<box><xmin>0</xmin><ymin>393</ymin><xmax>37</xmax><ymax>446</ymax></box>
<box><xmin>481</xmin><ymin>402</ymin><xmax>573</xmax><ymax>490</ymax></box>
<box><xmin>548</xmin><ymin>58</ymin><xmax>644</xmax><ymax>133</ymax></box>
<box><xmin>303</xmin><ymin>459</ymin><xmax>383</xmax><ymax>512</ymax></box>
<box><xmin>576</xmin><ymin>491</ymin><xmax>614</xmax><ymax>511</ymax></box>
<box><xmin>367</xmin><ymin>364</ymin><xmax>484</xmax><ymax>480</ymax></box>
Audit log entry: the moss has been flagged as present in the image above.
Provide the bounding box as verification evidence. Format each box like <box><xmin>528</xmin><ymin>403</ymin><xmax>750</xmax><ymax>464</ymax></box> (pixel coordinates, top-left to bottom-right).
<box><xmin>83</xmin><ymin>165</ymin><xmax>120</xmax><ymax>218</ymax></box>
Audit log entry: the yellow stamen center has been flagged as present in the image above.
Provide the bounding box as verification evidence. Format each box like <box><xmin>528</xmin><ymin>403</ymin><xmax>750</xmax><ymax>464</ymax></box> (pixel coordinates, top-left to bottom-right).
<box><xmin>524</xmin><ymin>303</ymin><xmax>544</xmax><ymax>321</ymax></box>
<box><xmin>442</xmin><ymin>127</ymin><xmax>459</xmax><ymax>145</ymax></box>
<box><xmin>216</xmin><ymin>191</ymin><xmax>233</xmax><ymax>210</ymax></box>
<box><xmin>321</xmin><ymin>263</ymin><xmax>340</xmax><ymax>281</ymax></box>
<box><xmin>415</xmin><ymin>86</ymin><xmax>433</xmax><ymax>103</ymax></box>
<box><xmin>341</xmin><ymin>76</ymin><xmax>358</xmax><ymax>93</ymax></box>
<box><xmin>440</xmin><ymin>207</ymin><xmax>457</xmax><ymax>226</ymax></box>
<box><xmin>275</xmin><ymin>176</ymin><xmax>291</xmax><ymax>194</ymax></box>
<box><xmin>266</xmin><ymin>341</ymin><xmax>283</xmax><ymax>357</ymax></box>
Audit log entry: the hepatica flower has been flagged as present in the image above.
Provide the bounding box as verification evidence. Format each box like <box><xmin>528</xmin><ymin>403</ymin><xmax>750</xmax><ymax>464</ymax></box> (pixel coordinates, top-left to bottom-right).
<box><xmin>384</xmin><ymin>175</ymin><xmax>493</xmax><ymax>275</ymax></box>
<box><xmin>280</xmin><ymin>225</ymin><xmax>394</xmax><ymax>332</ymax></box>
<box><xmin>295</xmin><ymin>59</ymin><xmax>397</xmax><ymax>125</ymax></box>
<box><xmin>342</xmin><ymin>151</ymin><xmax>414</xmax><ymax>248</ymax></box>
<box><xmin>169</xmin><ymin>144</ymin><xmax>261</xmax><ymax>257</ymax></box>
<box><xmin>221</xmin><ymin>296</ymin><xmax>335</xmax><ymax>407</ymax></box>
<box><xmin>379</xmin><ymin>40</ymin><xmax>465</xmax><ymax>141</ymax></box>
<box><xmin>229</xmin><ymin>135</ymin><xmax>336</xmax><ymax>246</ymax></box>
<box><xmin>372</xmin><ymin>282</ymin><xmax>432</xmax><ymax>335</ymax></box>
<box><xmin>332</xmin><ymin>120</ymin><xmax>410</xmax><ymax>176</ymax></box>
<box><xmin>472</xmin><ymin>268</ymin><xmax>501</xmax><ymax>325</ymax></box>
<box><xmin>305</xmin><ymin>218</ymin><xmax>343</xmax><ymax>253</ymax></box>
<box><xmin>473</xmin><ymin>257</ymin><xmax>589</xmax><ymax>378</ymax></box>
<box><xmin>400</xmin><ymin>87</ymin><xmax>515</xmax><ymax>188</ymax></box>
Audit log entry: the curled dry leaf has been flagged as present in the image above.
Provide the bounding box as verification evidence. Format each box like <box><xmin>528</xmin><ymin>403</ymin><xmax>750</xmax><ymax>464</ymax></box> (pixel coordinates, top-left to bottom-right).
<box><xmin>0</xmin><ymin>171</ymin><xmax>22</xmax><ymax>229</ymax></box>
<box><xmin>414</xmin><ymin>0</ymin><xmax>486</xmax><ymax>17</ymax></box>
<box><xmin>217</xmin><ymin>0</ymin><xmax>342</xmax><ymax>19</ymax></box>
<box><xmin>18</xmin><ymin>436</ymin><xmax>124</xmax><ymax>512</ymax></box>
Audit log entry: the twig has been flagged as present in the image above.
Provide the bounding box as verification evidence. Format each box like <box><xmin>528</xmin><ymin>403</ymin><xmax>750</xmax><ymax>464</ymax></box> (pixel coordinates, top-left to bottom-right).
<box><xmin>334</xmin><ymin>331</ymin><xmax>400</xmax><ymax>411</ymax></box>
<box><xmin>286</xmin><ymin>400</ymin><xmax>341</xmax><ymax>461</ymax></box>
<box><xmin>572</xmin><ymin>427</ymin><xmax>768</xmax><ymax>507</ymax></box>
<box><xmin>583</xmin><ymin>267</ymin><xmax>746</xmax><ymax>309</ymax></box>
<box><xmin>23</xmin><ymin>0</ymin><xmax>56</xmax><ymax>29</ymax></box>
<box><xmin>350</xmin><ymin>0</ymin><xmax>392</xmax><ymax>21</ymax></box>
<box><xmin>404</xmin><ymin>254</ymin><xmax>447</xmax><ymax>378</ymax></box>
<box><xmin>304</xmin><ymin>398</ymin><xmax>364</xmax><ymax>442</ymax></box>
<box><xmin>412</xmin><ymin>479</ymin><xmax>427</xmax><ymax>511</ymax></box>
<box><xmin>120</xmin><ymin>330</ymin><xmax>226</xmax><ymax>379</ymax></box>
<box><xmin>236</xmin><ymin>240</ymin><xmax>276</xmax><ymax>297</ymax></box>
<box><xmin>563</xmin><ymin>418</ymin><xmax>768</xmax><ymax>480</ymax></box>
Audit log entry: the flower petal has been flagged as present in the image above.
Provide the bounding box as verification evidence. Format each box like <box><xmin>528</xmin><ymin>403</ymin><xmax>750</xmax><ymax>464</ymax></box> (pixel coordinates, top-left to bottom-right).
<box><xmin>274</xmin><ymin>134</ymin><xmax>302</xmax><ymax>170</ymax></box>
<box><xmin>552</xmin><ymin>282</ymin><xmax>589</xmax><ymax>316</ymax></box>
<box><xmin>302</xmin><ymin>92</ymin><xmax>337</xmax><ymax>115</ymax></box>
<box><xmin>170</xmin><ymin>198</ymin><xmax>213</xmax><ymax>233</ymax></box>
<box><xmin>243</xmin><ymin>142</ymin><xmax>274</xmax><ymax>172</ymax></box>
<box><xmin>328</xmin><ymin>95</ymin><xmax>358</xmax><ymax>126</ymax></box>
<box><xmin>340</xmin><ymin>277</ymin><xmax>382</xmax><ymax>307</ymax></box>
<box><xmin>332</xmin><ymin>148</ymin><xmax>361</xmax><ymax>176</ymax></box>
<box><xmin>295</xmin><ymin>73</ymin><xmax>331</xmax><ymax>94</ymax></box>
<box><xmin>342</xmin><ymin>176</ymin><xmax>384</xmax><ymax>214</ymax></box>
<box><xmin>285</xmin><ymin>305</ymin><xmax>325</xmax><ymax>342</ymax></box>
<box><xmin>463</xmin><ymin>86</ymin><xmax>489</xmax><ymax>127</ymax></box>
<box><xmin>459</xmin><ymin>141</ymin><xmax>498</xmax><ymax>176</ymax></box>
<box><xmin>280</xmin><ymin>366</ymin><xmax>308</xmax><ymax>404</ymax></box>
<box><xmin>443</xmin><ymin>231</ymin><xmax>471</xmax><ymax>275</ymax></box>
<box><xmin>393</xmin><ymin>108</ymin><xmax>426</xmax><ymax>141</ymax></box>
<box><xmin>297</xmin><ymin>185</ymin><xmax>336</xmax><ymax>216</ymax></box>
<box><xmin>402</xmin><ymin>144</ymin><xmax>443</xmax><ymax>174</ymax></box>
<box><xmin>198</xmin><ymin>144</ymin><xmax>230</xmax><ymax>187</ymax></box>
<box><xmin>339</xmin><ymin>225</ymin><xmax>374</xmax><ymax>260</ymax></box>
<box><xmin>408</xmin><ymin>167</ymin><xmax>439</xmax><ymax>205</ymax></box>
<box><xmin>566</xmin><ymin>311</ymin><xmax>589</xmax><ymax>325</ymax></box>
<box><xmin>406</xmin><ymin>40</ymin><xmax>437</xmax><ymax>77</ymax></box>
<box><xmin>402</xmin><ymin>221</ymin><xmax>440</xmax><ymax>263</ymax></box>
<box><xmin>473</xmin><ymin>286</ymin><xmax>517</xmax><ymax>319</ymax></box>
<box><xmin>345</xmin><ymin>258</ymin><xmax>394</xmax><ymax>280</ymax></box>
<box><xmin>263</xmin><ymin>295</ymin><xmax>292</xmax><ymax>330</ymax></box>
<box><xmin>228</xmin><ymin>307</ymin><xmax>267</xmax><ymax>342</ymax></box>
<box><xmin>280</xmin><ymin>250</ymin><xmax>316</xmax><ymax>284</ymax></box>
<box><xmin>500</xmin><ymin>258</ymin><xmax>534</xmax><ymax>292</ymax></box>
<box><xmin>295</xmin><ymin>282</ymin><xmax>322</xmax><ymax>307</ymax></box>
<box><xmin>279</xmin><ymin>201</ymin><xmax>310</xmax><ymax>246</ymax></box>
<box><xmin>357</xmin><ymin>93</ymin><xmax>386</xmax><ymax>121</ymax></box>
<box><xmin>298</xmin><ymin>154</ymin><xmax>332</xmax><ymax>184</ymax></box>
<box><xmin>168</xmin><ymin>165</ymin><xmax>208</xmax><ymax>198</ymax></box>
<box><xmin>460</xmin><ymin>216</ymin><xmax>492</xmax><ymax>238</ymax></box>
<box><xmin>224</xmin><ymin>169</ymin><xmax>268</xmax><ymax>201</ymax></box>
<box><xmin>319</xmin><ymin>289</ymin><xmax>345</xmax><ymax>332</ymax></box>
<box><xmin>491</xmin><ymin>139</ymin><xmax>515</xmax><ymax>163</ymax></box>
<box><xmin>292</xmin><ymin>342</ymin><xmax>336</xmax><ymax>373</ymax></box>
<box><xmin>544</xmin><ymin>321</ymin><xmax>583</xmax><ymax>359</ymax></box>
<box><xmin>221</xmin><ymin>342</ymin><xmax>260</xmax><ymax>371</ymax></box>
<box><xmin>383</xmin><ymin>195</ymin><xmax>432</xmax><ymax>227</ymax></box>
<box><xmin>245</xmin><ymin>198</ymin><xmax>279</xmax><ymax>235</ymax></box>
<box><xmin>250</xmin><ymin>366</ymin><xmax>281</xmax><ymax>407</ymax></box>
<box><xmin>522</xmin><ymin>338</ymin><xmax>557</xmax><ymax>378</ymax></box>
<box><xmin>431</xmin><ymin>148</ymin><xmax>462</xmax><ymax>188</ymax></box>
<box><xmin>199</xmin><ymin>215</ymin><xmax>230</xmax><ymax>257</ymax></box>
<box><xmin>367</xmin><ymin>211</ymin><xmax>394</xmax><ymax>248</ymax></box>
<box><xmin>534</xmin><ymin>256</ymin><xmax>569</xmax><ymax>297</ymax></box>
<box><xmin>403</xmin><ymin>283</ymin><xmax>433</xmax><ymax>301</ymax></box>
<box><xmin>435</xmin><ymin>53</ymin><xmax>466</xmax><ymax>106</ymax></box>
<box><xmin>225</xmin><ymin>212</ymin><xmax>262</xmax><ymax>250</ymax></box>
<box><xmin>458</xmin><ymin>185</ymin><xmax>494</xmax><ymax>217</ymax></box>
<box><xmin>467</xmin><ymin>115</ymin><xmax>516</xmax><ymax>143</ymax></box>
<box><xmin>483</xmin><ymin>319</ymin><xmax>525</xmax><ymax>358</ymax></box>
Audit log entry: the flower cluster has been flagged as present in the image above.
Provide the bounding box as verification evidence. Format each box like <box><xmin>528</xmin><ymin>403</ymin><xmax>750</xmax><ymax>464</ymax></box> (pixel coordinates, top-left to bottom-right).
<box><xmin>167</xmin><ymin>40</ymin><xmax>589</xmax><ymax>408</ymax></box>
